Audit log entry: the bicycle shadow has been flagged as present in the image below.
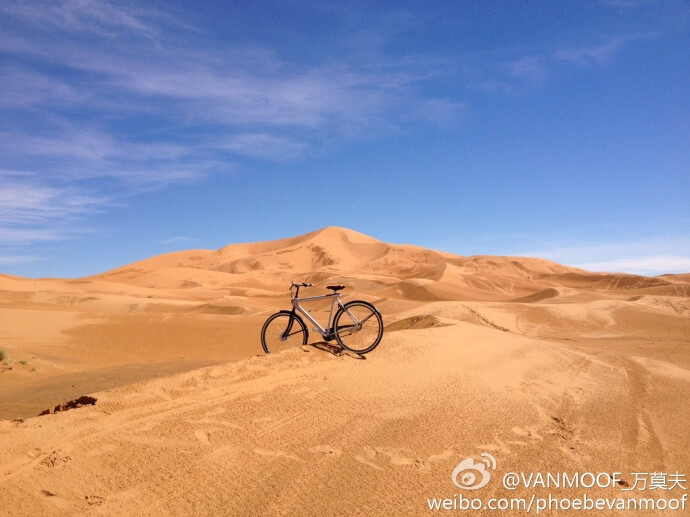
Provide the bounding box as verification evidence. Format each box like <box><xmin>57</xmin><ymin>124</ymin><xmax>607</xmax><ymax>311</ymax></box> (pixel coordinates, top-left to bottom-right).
<box><xmin>306</xmin><ymin>341</ymin><xmax>366</xmax><ymax>360</ymax></box>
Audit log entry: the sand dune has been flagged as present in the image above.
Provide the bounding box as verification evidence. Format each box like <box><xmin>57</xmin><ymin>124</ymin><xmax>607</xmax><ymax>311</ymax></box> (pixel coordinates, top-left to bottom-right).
<box><xmin>1</xmin><ymin>227</ymin><xmax>688</xmax><ymax>515</ymax></box>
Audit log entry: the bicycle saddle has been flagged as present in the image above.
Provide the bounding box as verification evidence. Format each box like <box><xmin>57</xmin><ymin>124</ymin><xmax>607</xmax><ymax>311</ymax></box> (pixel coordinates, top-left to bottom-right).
<box><xmin>326</xmin><ymin>285</ymin><xmax>345</xmax><ymax>291</ymax></box>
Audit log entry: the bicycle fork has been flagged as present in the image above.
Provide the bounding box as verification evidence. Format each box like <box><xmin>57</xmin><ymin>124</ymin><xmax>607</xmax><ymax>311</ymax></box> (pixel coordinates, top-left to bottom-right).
<box><xmin>280</xmin><ymin>310</ymin><xmax>298</xmax><ymax>341</ymax></box>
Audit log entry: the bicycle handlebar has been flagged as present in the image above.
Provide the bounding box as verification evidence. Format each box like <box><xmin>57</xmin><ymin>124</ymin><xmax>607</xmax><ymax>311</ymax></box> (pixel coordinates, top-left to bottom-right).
<box><xmin>290</xmin><ymin>281</ymin><xmax>312</xmax><ymax>289</ymax></box>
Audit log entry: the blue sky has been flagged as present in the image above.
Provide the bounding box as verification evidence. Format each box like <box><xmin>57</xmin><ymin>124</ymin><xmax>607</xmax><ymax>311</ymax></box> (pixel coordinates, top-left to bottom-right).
<box><xmin>1</xmin><ymin>0</ymin><xmax>688</xmax><ymax>278</ymax></box>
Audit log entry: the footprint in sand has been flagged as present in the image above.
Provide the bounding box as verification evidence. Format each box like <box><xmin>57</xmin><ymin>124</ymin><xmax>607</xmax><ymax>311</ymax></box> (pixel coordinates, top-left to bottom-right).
<box><xmin>40</xmin><ymin>490</ymin><xmax>70</xmax><ymax>510</ymax></box>
<box><xmin>153</xmin><ymin>388</ymin><xmax>173</xmax><ymax>401</ymax></box>
<box><xmin>136</xmin><ymin>420</ymin><xmax>161</xmax><ymax>433</ymax></box>
<box><xmin>207</xmin><ymin>367</ymin><xmax>224</xmax><ymax>378</ymax></box>
<box><xmin>427</xmin><ymin>449</ymin><xmax>456</xmax><ymax>463</ymax></box>
<box><xmin>508</xmin><ymin>427</ymin><xmax>534</xmax><ymax>445</ymax></box>
<box><xmin>376</xmin><ymin>447</ymin><xmax>414</xmax><ymax>466</ymax></box>
<box><xmin>179</xmin><ymin>376</ymin><xmax>200</xmax><ymax>389</ymax></box>
<box><xmin>375</xmin><ymin>447</ymin><xmax>429</xmax><ymax>470</ymax></box>
<box><xmin>475</xmin><ymin>440</ymin><xmax>515</xmax><ymax>456</ymax></box>
<box><xmin>303</xmin><ymin>388</ymin><xmax>328</xmax><ymax>400</ymax></box>
<box><xmin>291</xmin><ymin>386</ymin><xmax>328</xmax><ymax>400</ymax></box>
<box><xmin>39</xmin><ymin>450</ymin><xmax>72</xmax><ymax>469</ymax></box>
<box><xmin>355</xmin><ymin>446</ymin><xmax>383</xmax><ymax>471</ymax></box>
<box><xmin>108</xmin><ymin>488</ymin><xmax>139</xmax><ymax>504</ymax></box>
<box><xmin>254</xmin><ymin>448</ymin><xmax>302</xmax><ymax>462</ymax></box>
<box><xmin>86</xmin><ymin>443</ymin><xmax>118</xmax><ymax>458</ymax></box>
<box><xmin>187</xmin><ymin>418</ymin><xmax>246</xmax><ymax>431</ymax></box>
<box><xmin>509</xmin><ymin>426</ymin><xmax>544</xmax><ymax>445</ymax></box>
<box><xmin>309</xmin><ymin>445</ymin><xmax>342</xmax><ymax>457</ymax></box>
<box><xmin>27</xmin><ymin>448</ymin><xmax>43</xmax><ymax>459</ymax></box>
<box><xmin>204</xmin><ymin>406</ymin><xmax>226</xmax><ymax>417</ymax></box>
<box><xmin>85</xmin><ymin>495</ymin><xmax>105</xmax><ymax>506</ymax></box>
<box><xmin>194</xmin><ymin>430</ymin><xmax>212</xmax><ymax>445</ymax></box>
<box><xmin>511</xmin><ymin>426</ymin><xmax>531</xmax><ymax>437</ymax></box>
<box><xmin>547</xmin><ymin>416</ymin><xmax>576</xmax><ymax>440</ymax></box>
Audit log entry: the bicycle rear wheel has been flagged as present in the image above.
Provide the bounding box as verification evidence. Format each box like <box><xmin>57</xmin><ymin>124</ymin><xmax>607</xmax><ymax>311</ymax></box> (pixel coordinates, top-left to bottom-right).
<box><xmin>261</xmin><ymin>312</ymin><xmax>308</xmax><ymax>354</ymax></box>
<box><xmin>333</xmin><ymin>301</ymin><xmax>383</xmax><ymax>354</ymax></box>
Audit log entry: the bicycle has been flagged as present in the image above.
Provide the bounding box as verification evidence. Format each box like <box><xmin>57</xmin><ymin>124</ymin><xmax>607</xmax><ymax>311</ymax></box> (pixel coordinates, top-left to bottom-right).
<box><xmin>260</xmin><ymin>282</ymin><xmax>384</xmax><ymax>355</ymax></box>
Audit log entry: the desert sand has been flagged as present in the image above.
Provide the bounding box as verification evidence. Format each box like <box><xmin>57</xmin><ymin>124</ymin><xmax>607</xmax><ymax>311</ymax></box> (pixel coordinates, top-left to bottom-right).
<box><xmin>1</xmin><ymin>226</ymin><xmax>688</xmax><ymax>515</ymax></box>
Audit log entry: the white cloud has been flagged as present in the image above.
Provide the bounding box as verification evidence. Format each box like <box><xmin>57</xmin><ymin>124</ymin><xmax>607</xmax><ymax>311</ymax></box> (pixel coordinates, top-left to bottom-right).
<box><xmin>555</xmin><ymin>38</ymin><xmax>628</xmax><ymax>65</ymax></box>
<box><xmin>517</xmin><ymin>238</ymin><xmax>690</xmax><ymax>276</ymax></box>
<box><xmin>0</xmin><ymin>228</ymin><xmax>70</xmax><ymax>243</ymax></box>
<box><xmin>0</xmin><ymin>11</ymin><xmax>432</xmax><ymax>134</ymax></box>
<box><xmin>506</xmin><ymin>57</ymin><xmax>547</xmax><ymax>82</ymax></box>
<box><xmin>0</xmin><ymin>179</ymin><xmax>101</xmax><ymax>220</ymax></box>
<box><xmin>0</xmin><ymin>66</ymin><xmax>83</xmax><ymax>108</ymax></box>
<box><xmin>467</xmin><ymin>33</ymin><xmax>646</xmax><ymax>96</ymax></box>
<box><xmin>554</xmin><ymin>33</ymin><xmax>655</xmax><ymax>66</ymax></box>
<box><xmin>0</xmin><ymin>1</ymin><xmax>161</xmax><ymax>38</ymax></box>
<box><xmin>0</xmin><ymin>174</ymin><xmax>103</xmax><ymax>243</ymax></box>
<box><xmin>600</xmin><ymin>0</ymin><xmax>656</xmax><ymax>9</ymax></box>
<box><xmin>0</xmin><ymin>255</ymin><xmax>39</xmax><ymax>266</ymax></box>
<box><xmin>219</xmin><ymin>133</ymin><xmax>310</xmax><ymax>160</ymax></box>
<box><xmin>0</xmin><ymin>127</ymin><xmax>213</xmax><ymax>187</ymax></box>
<box><xmin>415</xmin><ymin>99</ymin><xmax>467</xmax><ymax>127</ymax></box>
<box><xmin>160</xmin><ymin>236</ymin><xmax>198</xmax><ymax>245</ymax></box>
<box><xmin>573</xmin><ymin>256</ymin><xmax>690</xmax><ymax>276</ymax></box>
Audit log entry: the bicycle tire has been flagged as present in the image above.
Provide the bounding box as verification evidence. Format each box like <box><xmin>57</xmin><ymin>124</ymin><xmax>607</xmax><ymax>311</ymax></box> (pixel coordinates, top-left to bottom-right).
<box><xmin>333</xmin><ymin>300</ymin><xmax>383</xmax><ymax>354</ymax></box>
<box><xmin>261</xmin><ymin>311</ymin><xmax>308</xmax><ymax>354</ymax></box>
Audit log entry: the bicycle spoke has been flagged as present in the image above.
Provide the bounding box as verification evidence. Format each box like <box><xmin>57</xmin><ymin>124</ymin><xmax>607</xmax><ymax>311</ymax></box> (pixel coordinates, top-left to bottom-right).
<box><xmin>359</xmin><ymin>312</ymin><xmax>375</xmax><ymax>324</ymax></box>
<box><xmin>335</xmin><ymin>324</ymin><xmax>357</xmax><ymax>337</ymax></box>
<box><xmin>334</xmin><ymin>302</ymin><xmax>383</xmax><ymax>354</ymax></box>
<box><xmin>261</xmin><ymin>313</ymin><xmax>307</xmax><ymax>354</ymax></box>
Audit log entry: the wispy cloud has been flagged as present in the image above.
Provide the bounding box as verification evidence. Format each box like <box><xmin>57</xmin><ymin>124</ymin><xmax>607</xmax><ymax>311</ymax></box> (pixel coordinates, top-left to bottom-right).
<box><xmin>160</xmin><ymin>236</ymin><xmax>199</xmax><ymax>245</ymax></box>
<box><xmin>1</xmin><ymin>6</ymin><xmax>440</xmax><ymax>136</ymax></box>
<box><xmin>0</xmin><ymin>255</ymin><xmax>39</xmax><ymax>266</ymax></box>
<box><xmin>555</xmin><ymin>37</ymin><xmax>631</xmax><ymax>65</ymax></box>
<box><xmin>506</xmin><ymin>57</ymin><xmax>547</xmax><ymax>82</ymax></box>
<box><xmin>1</xmin><ymin>127</ymin><xmax>209</xmax><ymax>185</ymax></box>
<box><xmin>0</xmin><ymin>175</ymin><xmax>102</xmax><ymax>217</ymax></box>
<box><xmin>1</xmin><ymin>0</ymin><xmax>462</xmax><ymax>251</ymax></box>
<box><xmin>467</xmin><ymin>32</ymin><xmax>647</xmax><ymax>96</ymax></box>
<box><xmin>573</xmin><ymin>256</ymin><xmax>690</xmax><ymax>276</ymax></box>
<box><xmin>0</xmin><ymin>3</ymin><xmax>454</xmax><ymax>167</ymax></box>
<box><xmin>413</xmin><ymin>99</ymin><xmax>467</xmax><ymax>127</ymax></box>
<box><xmin>517</xmin><ymin>237</ymin><xmax>690</xmax><ymax>276</ymax></box>
<box><xmin>0</xmin><ymin>0</ymin><xmax>163</xmax><ymax>38</ymax></box>
<box><xmin>0</xmin><ymin>172</ymin><xmax>103</xmax><ymax>243</ymax></box>
<box><xmin>599</xmin><ymin>0</ymin><xmax>656</xmax><ymax>9</ymax></box>
<box><xmin>0</xmin><ymin>66</ymin><xmax>84</xmax><ymax>108</ymax></box>
<box><xmin>219</xmin><ymin>133</ymin><xmax>310</xmax><ymax>160</ymax></box>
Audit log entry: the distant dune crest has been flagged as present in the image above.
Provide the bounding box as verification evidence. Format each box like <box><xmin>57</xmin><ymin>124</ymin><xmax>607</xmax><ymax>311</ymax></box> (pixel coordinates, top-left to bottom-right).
<box><xmin>89</xmin><ymin>226</ymin><xmax>687</xmax><ymax>301</ymax></box>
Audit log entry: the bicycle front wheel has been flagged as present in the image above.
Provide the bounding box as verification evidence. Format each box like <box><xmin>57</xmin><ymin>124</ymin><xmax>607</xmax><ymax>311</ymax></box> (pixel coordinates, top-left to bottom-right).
<box><xmin>261</xmin><ymin>312</ymin><xmax>308</xmax><ymax>354</ymax></box>
<box><xmin>333</xmin><ymin>301</ymin><xmax>383</xmax><ymax>354</ymax></box>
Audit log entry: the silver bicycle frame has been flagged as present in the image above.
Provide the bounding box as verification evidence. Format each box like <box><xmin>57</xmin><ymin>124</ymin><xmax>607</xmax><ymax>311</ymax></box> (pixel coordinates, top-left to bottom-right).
<box><xmin>292</xmin><ymin>292</ymin><xmax>355</xmax><ymax>336</ymax></box>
